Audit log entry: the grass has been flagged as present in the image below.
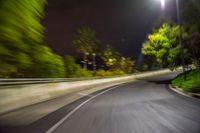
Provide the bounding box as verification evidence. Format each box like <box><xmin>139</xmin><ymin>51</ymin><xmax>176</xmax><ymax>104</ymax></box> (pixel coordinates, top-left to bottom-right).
<box><xmin>172</xmin><ymin>69</ymin><xmax>200</xmax><ymax>93</ymax></box>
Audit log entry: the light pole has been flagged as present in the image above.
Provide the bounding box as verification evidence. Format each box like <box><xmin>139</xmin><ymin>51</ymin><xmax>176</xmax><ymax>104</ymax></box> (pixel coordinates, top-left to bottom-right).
<box><xmin>175</xmin><ymin>0</ymin><xmax>186</xmax><ymax>78</ymax></box>
<box><xmin>159</xmin><ymin>0</ymin><xmax>186</xmax><ymax>76</ymax></box>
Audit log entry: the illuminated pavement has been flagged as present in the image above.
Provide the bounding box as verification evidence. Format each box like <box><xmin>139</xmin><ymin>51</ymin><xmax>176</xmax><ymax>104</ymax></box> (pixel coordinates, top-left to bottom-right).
<box><xmin>0</xmin><ymin>72</ymin><xmax>200</xmax><ymax>133</ymax></box>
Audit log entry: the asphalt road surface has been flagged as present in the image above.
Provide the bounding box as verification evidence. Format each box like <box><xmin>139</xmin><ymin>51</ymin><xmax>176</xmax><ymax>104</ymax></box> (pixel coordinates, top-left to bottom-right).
<box><xmin>0</xmin><ymin>72</ymin><xmax>200</xmax><ymax>133</ymax></box>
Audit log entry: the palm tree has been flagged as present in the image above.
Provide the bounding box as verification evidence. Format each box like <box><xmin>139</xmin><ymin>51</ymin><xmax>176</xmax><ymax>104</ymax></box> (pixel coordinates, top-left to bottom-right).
<box><xmin>73</xmin><ymin>26</ymin><xmax>100</xmax><ymax>72</ymax></box>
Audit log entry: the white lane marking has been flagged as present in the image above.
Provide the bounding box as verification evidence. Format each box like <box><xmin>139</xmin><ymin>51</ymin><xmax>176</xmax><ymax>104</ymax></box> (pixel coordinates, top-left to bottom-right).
<box><xmin>45</xmin><ymin>85</ymin><xmax>120</xmax><ymax>133</ymax></box>
<box><xmin>77</xmin><ymin>93</ymin><xmax>93</xmax><ymax>97</ymax></box>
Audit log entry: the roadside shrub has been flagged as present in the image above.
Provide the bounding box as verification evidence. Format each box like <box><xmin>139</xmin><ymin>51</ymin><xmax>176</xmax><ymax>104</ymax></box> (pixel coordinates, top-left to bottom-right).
<box><xmin>172</xmin><ymin>69</ymin><xmax>200</xmax><ymax>93</ymax></box>
<box><xmin>96</xmin><ymin>70</ymin><xmax>113</xmax><ymax>77</ymax></box>
<box><xmin>96</xmin><ymin>69</ymin><xmax>125</xmax><ymax>77</ymax></box>
<box><xmin>111</xmin><ymin>69</ymin><xmax>125</xmax><ymax>76</ymax></box>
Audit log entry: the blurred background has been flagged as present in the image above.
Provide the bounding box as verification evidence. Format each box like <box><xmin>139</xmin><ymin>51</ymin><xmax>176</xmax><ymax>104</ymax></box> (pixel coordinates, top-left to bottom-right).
<box><xmin>0</xmin><ymin>0</ymin><xmax>199</xmax><ymax>78</ymax></box>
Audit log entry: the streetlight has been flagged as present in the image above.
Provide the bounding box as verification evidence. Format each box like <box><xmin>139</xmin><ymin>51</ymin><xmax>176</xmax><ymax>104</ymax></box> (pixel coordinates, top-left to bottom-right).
<box><xmin>160</xmin><ymin>0</ymin><xmax>165</xmax><ymax>10</ymax></box>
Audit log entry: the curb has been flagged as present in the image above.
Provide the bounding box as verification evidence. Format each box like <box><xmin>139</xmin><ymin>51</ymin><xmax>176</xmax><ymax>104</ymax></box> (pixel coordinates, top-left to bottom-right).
<box><xmin>169</xmin><ymin>84</ymin><xmax>200</xmax><ymax>100</ymax></box>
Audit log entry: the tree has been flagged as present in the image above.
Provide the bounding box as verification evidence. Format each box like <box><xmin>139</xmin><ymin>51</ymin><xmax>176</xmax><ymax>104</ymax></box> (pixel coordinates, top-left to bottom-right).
<box><xmin>142</xmin><ymin>23</ymin><xmax>184</xmax><ymax>69</ymax></box>
<box><xmin>0</xmin><ymin>0</ymin><xmax>66</xmax><ymax>78</ymax></box>
<box><xmin>101</xmin><ymin>45</ymin><xmax>135</xmax><ymax>73</ymax></box>
<box><xmin>182</xmin><ymin>0</ymin><xmax>200</xmax><ymax>68</ymax></box>
<box><xmin>0</xmin><ymin>0</ymin><xmax>48</xmax><ymax>77</ymax></box>
<box><xmin>28</xmin><ymin>45</ymin><xmax>65</xmax><ymax>78</ymax></box>
<box><xmin>141</xmin><ymin>55</ymin><xmax>160</xmax><ymax>71</ymax></box>
<box><xmin>64</xmin><ymin>55</ymin><xmax>79</xmax><ymax>77</ymax></box>
<box><xmin>72</xmin><ymin>26</ymin><xmax>100</xmax><ymax>73</ymax></box>
<box><xmin>152</xmin><ymin>16</ymin><xmax>174</xmax><ymax>32</ymax></box>
<box><xmin>64</xmin><ymin>55</ymin><xmax>92</xmax><ymax>77</ymax></box>
<box><xmin>101</xmin><ymin>44</ymin><xmax>119</xmax><ymax>69</ymax></box>
<box><xmin>117</xmin><ymin>57</ymin><xmax>135</xmax><ymax>74</ymax></box>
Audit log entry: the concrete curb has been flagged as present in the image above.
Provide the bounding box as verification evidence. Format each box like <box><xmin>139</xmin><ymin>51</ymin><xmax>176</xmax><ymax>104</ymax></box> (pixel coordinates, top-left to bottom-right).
<box><xmin>169</xmin><ymin>84</ymin><xmax>200</xmax><ymax>100</ymax></box>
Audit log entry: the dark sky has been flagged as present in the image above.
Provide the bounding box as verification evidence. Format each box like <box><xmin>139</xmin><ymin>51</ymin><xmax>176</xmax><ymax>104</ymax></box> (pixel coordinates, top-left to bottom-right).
<box><xmin>43</xmin><ymin>0</ymin><xmax>177</xmax><ymax>59</ymax></box>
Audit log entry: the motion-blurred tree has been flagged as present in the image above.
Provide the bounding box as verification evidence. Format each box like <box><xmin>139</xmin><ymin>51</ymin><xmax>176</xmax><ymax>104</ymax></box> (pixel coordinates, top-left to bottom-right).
<box><xmin>0</xmin><ymin>0</ymin><xmax>46</xmax><ymax>77</ymax></box>
<box><xmin>64</xmin><ymin>55</ymin><xmax>79</xmax><ymax>77</ymax></box>
<box><xmin>28</xmin><ymin>45</ymin><xmax>65</xmax><ymax>78</ymax></box>
<box><xmin>142</xmin><ymin>23</ymin><xmax>185</xmax><ymax>70</ymax></box>
<box><xmin>0</xmin><ymin>0</ymin><xmax>66</xmax><ymax>77</ymax></box>
<box><xmin>72</xmin><ymin>26</ymin><xmax>100</xmax><ymax>72</ymax></box>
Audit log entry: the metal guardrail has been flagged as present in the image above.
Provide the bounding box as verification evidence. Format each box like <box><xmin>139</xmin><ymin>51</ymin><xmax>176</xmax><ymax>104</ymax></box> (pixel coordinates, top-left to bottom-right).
<box><xmin>0</xmin><ymin>78</ymin><xmax>98</xmax><ymax>85</ymax></box>
<box><xmin>0</xmin><ymin>76</ymin><xmax>128</xmax><ymax>86</ymax></box>
<box><xmin>0</xmin><ymin>68</ymin><xmax>179</xmax><ymax>86</ymax></box>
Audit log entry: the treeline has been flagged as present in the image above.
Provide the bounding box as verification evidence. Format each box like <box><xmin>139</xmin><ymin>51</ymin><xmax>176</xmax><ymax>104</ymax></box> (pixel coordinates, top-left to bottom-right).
<box><xmin>72</xmin><ymin>27</ymin><xmax>135</xmax><ymax>77</ymax></box>
<box><xmin>0</xmin><ymin>0</ymin><xmax>135</xmax><ymax>78</ymax></box>
<box><xmin>141</xmin><ymin>0</ymin><xmax>200</xmax><ymax>70</ymax></box>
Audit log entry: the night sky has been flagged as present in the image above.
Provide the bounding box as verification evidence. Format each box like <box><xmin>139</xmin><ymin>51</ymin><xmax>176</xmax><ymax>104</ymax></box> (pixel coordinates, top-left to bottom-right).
<box><xmin>43</xmin><ymin>0</ymin><xmax>177</xmax><ymax>59</ymax></box>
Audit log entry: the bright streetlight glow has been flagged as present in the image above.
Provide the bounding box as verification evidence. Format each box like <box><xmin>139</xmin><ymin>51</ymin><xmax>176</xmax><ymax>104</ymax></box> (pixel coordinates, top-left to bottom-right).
<box><xmin>160</xmin><ymin>0</ymin><xmax>165</xmax><ymax>9</ymax></box>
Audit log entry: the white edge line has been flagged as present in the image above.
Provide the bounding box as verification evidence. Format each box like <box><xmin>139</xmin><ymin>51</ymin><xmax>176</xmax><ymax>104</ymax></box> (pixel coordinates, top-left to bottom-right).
<box><xmin>45</xmin><ymin>85</ymin><xmax>120</xmax><ymax>133</ymax></box>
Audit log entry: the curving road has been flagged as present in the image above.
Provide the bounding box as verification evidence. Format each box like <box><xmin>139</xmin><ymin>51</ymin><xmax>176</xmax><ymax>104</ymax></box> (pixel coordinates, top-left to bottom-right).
<box><xmin>0</xmin><ymin>72</ymin><xmax>200</xmax><ymax>133</ymax></box>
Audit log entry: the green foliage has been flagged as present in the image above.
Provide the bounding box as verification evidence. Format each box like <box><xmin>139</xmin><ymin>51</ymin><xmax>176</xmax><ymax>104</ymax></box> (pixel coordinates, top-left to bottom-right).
<box><xmin>0</xmin><ymin>62</ymin><xmax>16</xmax><ymax>77</ymax></box>
<box><xmin>73</xmin><ymin>26</ymin><xmax>100</xmax><ymax>55</ymax></box>
<box><xmin>64</xmin><ymin>55</ymin><xmax>92</xmax><ymax>78</ymax></box>
<box><xmin>64</xmin><ymin>55</ymin><xmax>79</xmax><ymax>77</ymax></box>
<box><xmin>172</xmin><ymin>69</ymin><xmax>200</xmax><ymax>93</ymax></box>
<box><xmin>28</xmin><ymin>45</ymin><xmax>65</xmax><ymax>78</ymax></box>
<box><xmin>111</xmin><ymin>69</ymin><xmax>125</xmax><ymax>76</ymax></box>
<box><xmin>142</xmin><ymin>23</ymin><xmax>183</xmax><ymax>69</ymax></box>
<box><xmin>72</xmin><ymin>26</ymin><xmax>100</xmax><ymax>70</ymax></box>
<box><xmin>0</xmin><ymin>0</ymin><xmax>47</xmax><ymax>77</ymax></box>
<box><xmin>152</xmin><ymin>16</ymin><xmax>174</xmax><ymax>32</ymax></box>
<box><xmin>67</xmin><ymin>66</ymin><xmax>92</xmax><ymax>78</ymax></box>
<box><xmin>182</xmin><ymin>0</ymin><xmax>200</xmax><ymax>67</ymax></box>
<box><xmin>0</xmin><ymin>0</ymin><xmax>67</xmax><ymax>78</ymax></box>
<box><xmin>114</xmin><ymin>57</ymin><xmax>135</xmax><ymax>74</ymax></box>
<box><xmin>75</xmin><ymin>69</ymin><xmax>93</xmax><ymax>77</ymax></box>
<box><xmin>96</xmin><ymin>70</ymin><xmax>113</xmax><ymax>77</ymax></box>
<box><xmin>101</xmin><ymin>44</ymin><xmax>119</xmax><ymax>67</ymax></box>
<box><xmin>101</xmin><ymin>45</ymin><xmax>135</xmax><ymax>73</ymax></box>
<box><xmin>96</xmin><ymin>69</ymin><xmax>125</xmax><ymax>77</ymax></box>
<box><xmin>140</xmin><ymin>55</ymin><xmax>159</xmax><ymax>71</ymax></box>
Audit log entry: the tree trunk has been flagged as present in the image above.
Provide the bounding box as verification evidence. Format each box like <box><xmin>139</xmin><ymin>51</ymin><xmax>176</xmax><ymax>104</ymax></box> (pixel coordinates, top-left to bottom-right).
<box><xmin>92</xmin><ymin>54</ymin><xmax>96</xmax><ymax>76</ymax></box>
<box><xmin>191</xmin><ymin>47</ymin><xmax>197</xmax><ymax>67</ymax></box>
<box><xmin>83</xmin><ymin>53</ymin><xmax>87</xmax><ymax>70</ymax></box>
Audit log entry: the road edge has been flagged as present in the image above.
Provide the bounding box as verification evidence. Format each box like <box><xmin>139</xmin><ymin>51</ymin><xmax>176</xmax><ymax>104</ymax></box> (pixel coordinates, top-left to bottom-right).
<box><xmin>169</xmin><ymin>84</ymin><xmax>200</xmax><ymax>100</ymax></box>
